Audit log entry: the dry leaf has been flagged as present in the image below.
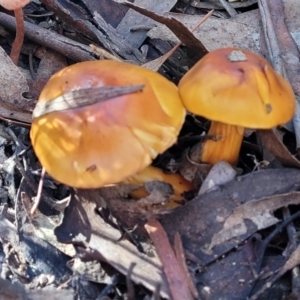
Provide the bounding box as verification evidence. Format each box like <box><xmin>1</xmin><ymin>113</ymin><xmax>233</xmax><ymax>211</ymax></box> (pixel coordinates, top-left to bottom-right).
<box><xmin>115</xmin><ymin>0</ymin><xmax>207</xmax><ymax>52</ymax></box>
<box><xmin>198</xmin><ymin>161</ymin><xmax>237</xmax><ymax>195</ymax></box>
<box><xmin>20</xmin><ymin>192</ymin><xmax>75</xmax><ymax>257</ymax></box>
<box><xmin>0</xmin><ymin>47</ymin><xmax>32</xmax><ymax>112</ymax></box>
<box><xmin>259</xmin><ymin>0</ymin><xmax>300</xmax><ymax>153</ymax></box>
<box><xmin>258</xmin><ymin>129</ymin><xmax>300</xmax><ymax>168</ymax></box>
<box><xmin>115</xmin><ymin>0</ymin><xmax>177</xmax><ymax>48</ymax></box>
<box><xmin>160</xmin><ymin>168</ymin><xmax>300</xmax><ymax>265</ymax></box>
<box><xmin>55</xmin><ymin>191</ymin><xmax>172</xmax><ymax>299</ymax></box>
<box><xmin>142</xmin><ymin>10</ymin><xmax>213</xmax><ymax>72</ymax></box>
<box><xmin>276</xmin><ymin>245</ymin><xmax>300</xmax><ymax>278</ymax></box>
<box><xmin>145</xmin><ymin>219</ymin><xmax>193</xmax><ymax>300</ymax></box>
<box><xmin>250</xmin><ymin>244</ymin><xmax>300</xmax><ymax>299</ymax></box>
<box><xmin>209</xmin><ymin>191</ymin><xmax>300</xmax><ymax>250</ymax></box>
<box><xmin>0</xmin><ymin>47</ymin><xmax>32</xmax><ymax>123</ymax></box>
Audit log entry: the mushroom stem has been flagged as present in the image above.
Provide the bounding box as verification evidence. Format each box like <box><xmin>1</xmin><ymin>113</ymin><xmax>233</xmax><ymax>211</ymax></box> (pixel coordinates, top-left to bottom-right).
<box><xmin>201</xmin><ymin>121</ymin><xmax>245</xmax><ymax>165</ymax></box>
<box><xmin>10</xmin><ymin>7</ymin><xmax>25</xmax><ymax>65</ymax></box>
<box><xmin>124</xmin><ymin>166</ymin><xmax>193</xmax><ymax>204</ymax></box>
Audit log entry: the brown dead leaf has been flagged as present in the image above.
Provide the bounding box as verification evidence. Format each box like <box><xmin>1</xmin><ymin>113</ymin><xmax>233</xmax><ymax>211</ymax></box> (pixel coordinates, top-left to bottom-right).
<box><xmin>250</xmin><ymin>245</ymin><xmax>300</xmax><ymax>300</ymax></box>
<box><xmin>0</xmin><ymin>47</ymin><xmax>32</xmax><ymax>112</ymax></box>
<box><xmin>259</xmin><ymin>0</ymin><xmax>300</xmax><ymax>153</ymax></box>
<box><xmin>196</xmin><ymin>243</ymin><xmax>286</xmax><ymax>300</ymax></box>
<box><xmin>55</xmin><ymin>191</ymin><xmax>171</xmax><ymax>299</ymax></box>
<box><xmin>20</xmin><ymin>192</ymin><xmax>75</xmax><ymax>257</ymax></box>
<box><xmin>116</xmin><ymin>0</ymin><xmax>177</xmax><ymax>48</ymax></box>
<box><xmin>277</xmin><ymin>245</ymin><xmax>300</xmax><ymax>279</ymax></box>
<box><xmin>198</xmin><ymin>161</ymin><xmax>237</xmax><ymax>195</ymax></box>
<box><xmin>160</xmin><ymin>168</ymin><xmax>300</xmax><ymax>265</ymax></box>
<box><xmin>82</xmin><ymin>0</ymin><xmax>128</xmax><ymax>28</ymax></box>
<box><xmin>258</xmin><ymin>129</ymin><xmax>300</xmax><ymax>168</ymax></box>
<box><xmin>142</xmin><ymin>10</ymin><xmax>213</xmax><ymax>72</ymax></box>
<box><xmin>145</xmin><ymin>219</ymin><xmax>193</xmax><ymax>300</ymax></box>
<box><xmin>174</xmin><ymin>233</ymin><xmax>199</xmax><ymax>299</ymax></box>
<box><xmin>0</xmin><ymin>47</ymin><xmax>32</xmax><ymax>124</ymax></box>
<box><xmin>257</xmin><ymin>0</ymin><xmax>300</xmax><ymax>164</ymax></box>
<box><xmin>209</xmin><ymin>191</ymin><xmax>300</xmax><ymax>250</ymax></box>
<box><xmin>116</xmin><ymin>0</ymin><xmax>207</xmax><ymax>53</ymax></box>
<box><xmin>15</xmin><ymin>179</ymin><xmax>72</xmax><ymax>280</ymax></box>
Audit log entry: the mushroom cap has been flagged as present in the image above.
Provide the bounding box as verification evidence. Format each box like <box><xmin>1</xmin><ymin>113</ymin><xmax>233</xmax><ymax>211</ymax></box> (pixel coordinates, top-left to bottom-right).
<box><xmin>178</xmin><ymin>47</ymin><xmax>295</xmax><ymax>128</ymax></box>
<box><xmin>0</xmin><ymin>0</ymin><xmax>30</xmax><ymax>10</ymax></box>
<box><xmin>30</xmin><ymin>60</ymin><xmax>185</xmax><ymax>188</ymax></box>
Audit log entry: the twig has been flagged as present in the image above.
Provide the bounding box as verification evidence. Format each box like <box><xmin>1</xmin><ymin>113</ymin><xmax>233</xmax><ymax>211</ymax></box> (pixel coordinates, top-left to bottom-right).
<box><xmin>258</xmin><ymin>0</ymin><xmax>284</xmax><ymax>75</ymax></box>
<box><xmin>249</xmin><ymin>209</ymin><xmax>300</xmax><ymax>298</ymax></box>
<box><xmin>14</xmin><ymin>157</ymin><xmax>37</xmax><ymax>193</ymax></box>
<box><xmin>282</xmin><ymin>207</ymin><xmax>300</xmax><ymax>293</ymax></box>
<box><xmin>30</xmin><ymin>167</ymin><xmax>45</xmax><ymax>215</ymax></box>
<box><xmin>218</xmin><ymin>0</ymin><xmax>238</xmax><ymax>17</ymax></box>
<box><xmin>0</xmin><ymin>12</ymin><xmax>99</xmax><ymax>62</ymax></box>
<box><xmin>5</xmin><ymin>127</ymin><xmax>27</xmax><ymax>150</ymax></box>
<box><xmin>145</xmin><ymin>218</ymin><xmax>193</xmax><ymax>300</ymax></box>
<box><xmin>89</xmin><ymin>44</ymin><xmax>123</xmax><ymax>61</ymax></box>
<box><xmin>142</xmin><ymin>10</ymin><xmax>213</xmax><ymax>71</ymax></box>
<box><xmin>28</xmin><ymin>49</ymin><xmax>36</xmax><ymax>80</ymax></box>
<box><xmin>127</xmin><ymin>263</ymin><xmax>136</xmax><ymax>300</ymax></box>
<box><xmin>260</xmin><ymin>0</ymin><xmax>300</xmax><ymax>152</ymax></box>
<box><xmin>174</xmin><ymin>232</ymin><xmax>199</xmax><ymax>299</ymax></box>
<box><xmin>96</xmin><ymin>274</ymin><xmax>119</xmax><ymax>300</ymax></box>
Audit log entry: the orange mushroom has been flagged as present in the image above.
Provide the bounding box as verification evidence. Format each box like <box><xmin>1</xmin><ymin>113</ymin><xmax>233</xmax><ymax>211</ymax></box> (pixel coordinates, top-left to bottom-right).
<box><xmin>124</xmin><ymin>165</ymin><xmax>193</xmax><ymax>205</ymax></box>
<box><xmin>178</xmin><ymin>48</ymin><xmax>296</xmax><ymax>165</ymax></box>
<box><xmin>0</xmin><ymin>0</ymin><xmax>30</xmax><ymax>64</ymax></box>
<box><xmin>30</xmin><ymin>60</ymin><xmax>188</xmax><ymax>190</ymax></box>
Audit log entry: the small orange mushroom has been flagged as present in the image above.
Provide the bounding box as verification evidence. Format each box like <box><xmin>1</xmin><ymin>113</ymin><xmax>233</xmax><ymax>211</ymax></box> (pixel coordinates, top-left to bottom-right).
<box><xmin>124</xmin><ymin>165</ymin><xmax>193</xmax><ymax>205</ymax></box>
<box><xmin>30</xmin><ymin>60</ymin><xmax>187</xmax><ymax>190</ymax></box>
<box><xmin>178</xmin><ymin>47</ymin><xmax>296</xmax><ymax>165</ymax></box>
<box><xmin>0</xmin><ymin>0</ymin><xmax>30</xmax><ymax>64</ymax></box>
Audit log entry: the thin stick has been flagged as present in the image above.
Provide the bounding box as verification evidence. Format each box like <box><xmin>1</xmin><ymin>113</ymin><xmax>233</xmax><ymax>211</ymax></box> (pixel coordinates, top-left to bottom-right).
<box><xmin>30</xmin><ymin>167</ymin><xmax>46</xmax><ymax>215</ymax></box>
<box><xmin>145</xmin><ymin>218</ymin><xmax>193</xmax><ymax>300</ymax></box>
<box><xmin>142</xmin><ymin>10</ymin><xmax>213</xmax><ymax>71</ymax></box>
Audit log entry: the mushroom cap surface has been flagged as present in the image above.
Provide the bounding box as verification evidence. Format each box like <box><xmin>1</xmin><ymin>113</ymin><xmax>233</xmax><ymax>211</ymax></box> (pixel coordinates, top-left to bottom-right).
<box><xmin>0</xmin><ymin>0</ymin><xmax>30</xmax><ymax>10</ymax></box>
<box><xmin>178</xmin><ymin>47</ymin><xmax>295</xmax><ymax>128</ymax></box>
<box><xmin>30</xmin><ymin>60</ymin><xmax>185</xmax><ymax>188</ymax></box>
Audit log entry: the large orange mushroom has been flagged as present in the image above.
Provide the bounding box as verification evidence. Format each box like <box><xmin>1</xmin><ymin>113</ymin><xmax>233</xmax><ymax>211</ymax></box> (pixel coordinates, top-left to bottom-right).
<box><xmin>178</xmin><ymin>47</ymin><xmax>296</xmax><ymax>165</ymax></box>
<box><xmin>30</xmin><ymin>60</ymin><xmax>189</xmax><ymax>192</ymax></box>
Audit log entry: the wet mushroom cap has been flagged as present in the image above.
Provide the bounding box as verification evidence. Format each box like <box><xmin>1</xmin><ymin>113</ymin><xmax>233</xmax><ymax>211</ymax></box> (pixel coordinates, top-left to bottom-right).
<box><xmin>178</xmin><ymin>47</ymin><xmax>295</xmax><ymax>128</ymax></box>
<box><xmin>30</xmin><ymin>60</ymin><xmax>186</xmax><ymax>188</ymax></box>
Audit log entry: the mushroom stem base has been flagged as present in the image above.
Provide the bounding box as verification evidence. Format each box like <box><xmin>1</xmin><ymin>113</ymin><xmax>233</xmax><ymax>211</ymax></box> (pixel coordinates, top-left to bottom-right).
<box><xmin>201</xmin><ymin>121</ymin><xmax>245</xmax><ymax>165</ymax></box>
